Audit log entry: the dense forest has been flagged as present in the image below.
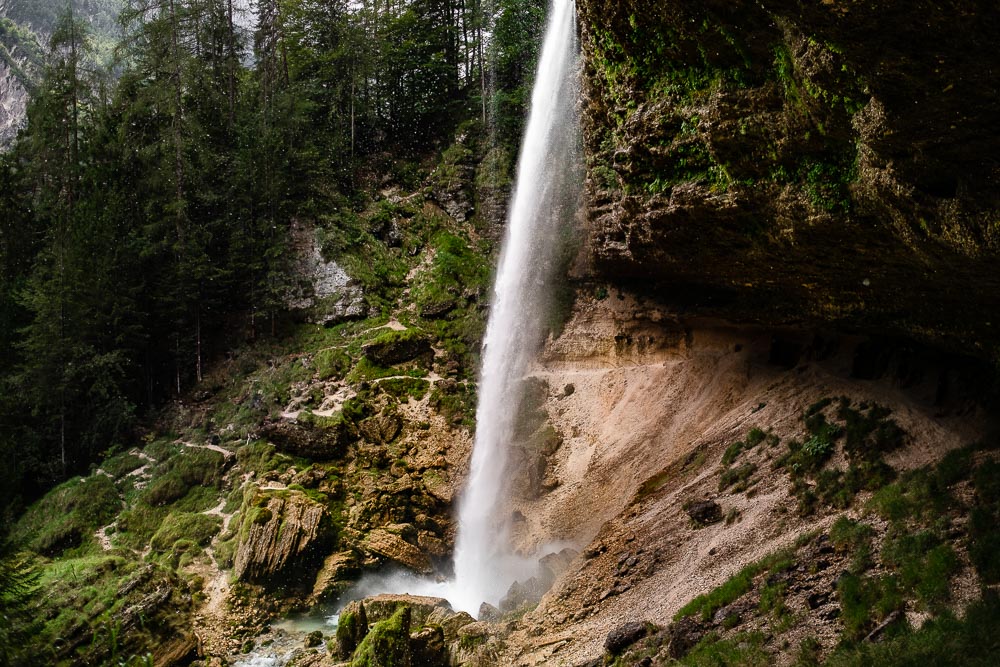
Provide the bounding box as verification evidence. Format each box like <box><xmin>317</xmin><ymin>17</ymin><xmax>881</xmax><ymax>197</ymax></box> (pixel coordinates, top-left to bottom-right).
<box><xmin>0</xmin><ymin>0</ymin><xmax>542</xmax><ymax>524</ymax></box>
<box><xmin>3</xmin><ymin>1</ymin><xmax>999</xmax><ymax>666</ymax></box>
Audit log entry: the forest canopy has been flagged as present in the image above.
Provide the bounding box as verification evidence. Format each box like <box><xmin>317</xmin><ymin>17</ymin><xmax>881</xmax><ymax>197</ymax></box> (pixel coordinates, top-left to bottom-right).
<box><xmin>0</xmin><ymin>0</ymin><xmax>544</xmax><ymax>529</ymax></box>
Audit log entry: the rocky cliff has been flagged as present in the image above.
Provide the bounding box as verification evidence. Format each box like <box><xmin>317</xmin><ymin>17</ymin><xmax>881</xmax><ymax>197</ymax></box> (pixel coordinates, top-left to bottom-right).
<box><xmin>576</xmin><ymin>0</ymin><xmax>1000</xmax><ymax>362</ymax></box>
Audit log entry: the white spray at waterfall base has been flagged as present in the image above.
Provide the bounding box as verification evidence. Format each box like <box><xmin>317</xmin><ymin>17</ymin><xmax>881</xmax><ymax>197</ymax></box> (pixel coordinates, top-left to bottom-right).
<box><xmin>330</xmin><ymin>0</ymin><xmax>582</xmax><ymax>618</ymax></box>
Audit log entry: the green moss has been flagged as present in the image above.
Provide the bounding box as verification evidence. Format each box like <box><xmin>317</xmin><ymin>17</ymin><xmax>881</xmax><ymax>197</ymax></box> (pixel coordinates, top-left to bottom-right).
<box><xmin>428</xmin><ymin>381</ymin><xmax>477</xmax><ymax>430</ymax></box>
<box><xmin>350</xmin><ymin>606</ymin><xmax>411</xmax><ymax>667</ymax></box>
<box><xmin>101</xmin><ymin>452</ymin><xmax>146</xmax><ymax>479</ymax></box>
<box><xmin>378</xmin><ymin>377</ymin><xmax>430</xmax><ymax>401</ymax></box>
<box><xmin>149</xmin><ymin>513</ymin><xmax>222</xmax><ymax>553</ymax></box>
<box><xmin>141</xmin><ymin>448</ymin><xmax>225</xmax><ymax>507</ymax></box>
<box><xmin>316</xmin><ymin>348</ymin><xmax>352</xmax><ymax>381</ymax></box>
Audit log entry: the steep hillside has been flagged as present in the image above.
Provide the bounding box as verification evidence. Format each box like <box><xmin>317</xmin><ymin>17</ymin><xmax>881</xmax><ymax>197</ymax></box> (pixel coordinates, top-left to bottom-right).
<box><xmin>494</xmin><ymin>290</ymin><xmax>997</xmax><ymax>665</ymax></box>
<box><xmin>0</xmin><ymin>134</ymin><xmax>503</xmax><ymax>665</ymax></box>
<box><xmin>0</xmin><ymin>0</ymin><xmax>119</xmax><ymax>147</ymax></box>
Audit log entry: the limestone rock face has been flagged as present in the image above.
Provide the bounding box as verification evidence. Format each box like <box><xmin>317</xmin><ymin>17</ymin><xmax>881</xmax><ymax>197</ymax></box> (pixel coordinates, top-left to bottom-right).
<box><xmin>577</xmin><ymin>0</ymin><xmax>1000</xmax><ymax>359</ymax></box>
<box><xmin>364</xmin><ymin>529</ymin><xmax>433</xmax><ymax>574</ymax></box>
<box><xmin>233</xmin><ymin>490</ymin><xmax>333</xmax><ymax>588</ymax></box>
<box><xmin>286</xmin><ymin>221</ymin><xmax>366</xmax><ymax>325</ymax></box>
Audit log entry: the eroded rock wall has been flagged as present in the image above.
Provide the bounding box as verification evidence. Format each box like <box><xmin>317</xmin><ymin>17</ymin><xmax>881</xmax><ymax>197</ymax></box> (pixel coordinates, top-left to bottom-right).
<box><xmin>576</xmin><ymin>0</ymin><xmax>1000</xmax><ymax>360</ymax></box>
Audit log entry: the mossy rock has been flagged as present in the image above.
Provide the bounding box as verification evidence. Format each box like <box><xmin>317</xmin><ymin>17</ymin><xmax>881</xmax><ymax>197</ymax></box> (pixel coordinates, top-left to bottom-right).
<box><xmin>350</xmin><ymin>606</ymin><xmax>412</xmax><ymax>667</ymax></box>
<box><xmin>362</xmin><ymin>329</ymin><xmax>432</xmax><ymax>366</ymax></box>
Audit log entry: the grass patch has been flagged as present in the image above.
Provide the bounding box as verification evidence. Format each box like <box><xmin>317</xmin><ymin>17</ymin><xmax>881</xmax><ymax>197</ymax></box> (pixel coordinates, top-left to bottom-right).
<box><xmin>378</xmin><ymin>377</ymin><xmax>430</xmax><ymax>401</ymax></box>
<box><xmin>825</xmin><ymin>593</ymin><xmax>1000</xmax><ymax>666</ymax></box>
<box><xmin>829</xmin><ymin>517</ymin><xmax>874</xmax><ymax>573</ymax></box>
<box><xmin>11</xmin><ymin>475</ymin><xmax>121</xmax><ymax>556</ymax></box>
<box><xmin>675</xmin><ymin>549</ymin><xmax>796</xmax><ymax>622</ymax></box>
<box><xmin>680</xmin><ymin>631</ymin><xmax>769</xmax><ymax>667</ymax></box>
<box><xmin>149</xmin><ymin>512</ymin><xmax>223</xmax><ymax>553</ymax></box>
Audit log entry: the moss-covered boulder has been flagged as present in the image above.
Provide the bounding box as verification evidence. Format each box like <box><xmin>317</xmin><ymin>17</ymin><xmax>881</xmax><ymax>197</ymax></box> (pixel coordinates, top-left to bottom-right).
<box><xmin>233</xmin><ymin>489</ymin><xmax>334</xmax><ymax>591</ymax></box>
<box><xmin>337</xmin><ymin>600</ymin><xmax>370</xmax><ymax>659</ymax></box>
<box><xmin>350</xmin><ymin>606</ymin><xmax>412</xmax><ymax>667</ymax></box>
<box><xmin>258</xmin><ymin>416</ymin><xmax>356</xmax><ymax>460</ymax></box>
<box><xmin>362</xmin><ymin>329</ymin><xmax>432</xmax><ymax>366</ymax></box>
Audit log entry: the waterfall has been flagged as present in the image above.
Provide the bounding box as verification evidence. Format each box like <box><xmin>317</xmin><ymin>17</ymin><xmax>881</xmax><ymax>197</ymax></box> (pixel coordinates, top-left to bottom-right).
<box><xmin>322</xmin><ymin>0</ymin><xmax>581</xmax><ymax>619</ymax></box>
<box><xmin>450</xmin><ymin>0</ymin><xmax>581</xmax><ymax>615</ymax></box>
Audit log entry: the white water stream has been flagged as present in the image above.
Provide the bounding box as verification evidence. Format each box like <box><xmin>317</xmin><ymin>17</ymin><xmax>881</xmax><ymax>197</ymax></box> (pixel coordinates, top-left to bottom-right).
<box><xmin>450</xmin><ymin>0</ymin><xmax>581</xmax><ymax>614</ymax></box>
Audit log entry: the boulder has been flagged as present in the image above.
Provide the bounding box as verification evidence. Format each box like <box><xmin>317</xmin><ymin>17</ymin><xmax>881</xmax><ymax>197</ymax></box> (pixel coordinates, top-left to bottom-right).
<box><xmin>233</xmin><ymin>490</ymin><xmax>333</xmax><ymax>588</ymax></box>
<box><xmin>365</xmin><ymin>530</ymin><xmax>433</xmax><ymax>574</ymax></box>
<box><xmin>604</xmin><ymin>621</ymin><xmax>648</xmax><ymax>655</ymax></box>
<box><xmin>425</xmin><ymin>607</ymin><xmax>475</xmax><ymax>643</ymax></box>
<box><xmin>362</xmin><ymin>331</ymin><xmax>432</xmax><ymax>366</ymax></box>
<box><xmin>258</xmin><ymin>418</ymin><xmax>355</xmax><ymax>460</ymax></box>
<box><xmin>309</xmin><ymin>551</ymin><xmax>361</xmax><ymax>603</ymax></box>
<box><xmin>685</xmin><ymin>500</ymin><xmax>722</xmax><ymax>526</ymax></box>
<box><xmin>477</xmin><ymin>602</ymin><xmax>501</xmax><ymax>622</ymax></box>
<box><xmin>410</xmin><ymin>625</ymin><xmax>447</xmax><ymax>667</ymax></box>
<box><xmin>667</xmin><ymin>616</ymin><xmax>705</xmax><ymax>659</ymax></box>
<box><xmin>349</xmin><ymin>594</ymin><xmax>452</xmax><ymax>629</ymax></box>
<box><xmin>351</xmin><ymin>606</ymin><xmax>412</xmax><ymax>667</ymax></box>
<box><xmin>336</xmin><ymin>600</ymin><xmax>369</xmax><ymax>659</ymax></box>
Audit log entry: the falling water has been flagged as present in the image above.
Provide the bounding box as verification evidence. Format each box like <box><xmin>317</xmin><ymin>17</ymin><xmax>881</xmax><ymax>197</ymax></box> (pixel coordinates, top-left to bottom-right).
<box><xmin>296</xmin><ymin>0</ymin><xmax>582</xmax><ymax>625</ymax></box>
<box><xmin>450</xmin><ymin>0</ymin><xmax>581</xmax><ymax>614</ymax></box>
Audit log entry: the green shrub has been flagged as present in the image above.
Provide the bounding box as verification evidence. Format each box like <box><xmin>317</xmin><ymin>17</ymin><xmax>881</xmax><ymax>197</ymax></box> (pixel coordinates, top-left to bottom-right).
<box><xmin>719</xmin><ymin>463</ymin><xmax>756</xmax><ymax>492</ymax></box>
<box><xmin>826</xmin><ymin>593</ymin><xmax>1000</xmax><ymax>666</ymax></box>
<box><xmin>837</xmin><ymin>573</ymin><xmax>903</xmax><ymax>641</ymax></box>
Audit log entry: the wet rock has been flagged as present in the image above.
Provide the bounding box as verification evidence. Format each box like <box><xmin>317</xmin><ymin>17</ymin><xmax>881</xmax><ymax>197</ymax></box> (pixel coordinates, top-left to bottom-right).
<box><xmin>350</xmin><ymin>594</ymin><xmax>452</xmax><ymax>630</ymax></box>
<box><xmin>304</xmin><ymin>630</ymin><xmax>323</xmax><ymax>648</ymax></box>
<box><xmin>604</xmin><ymin>621</ymin><xmax>649</xmax><ymax>655</ymax></box>
<box><xmin>365</xmin><ymin>530</ymin><xmax>433</xmax><ymax>574</ymax></box>
<box><xmin>426</xmin><ymin>607</ymin><xmax>475</xmax><ymax>643</ymax></box>
<box><xmin>500</xmin><ymin>577</ymin><xmax>548</xmax><ymax>614</ymax></box>
<box><xmin>336</xmin><ymin>601</ymin><xmax>369</xmax><ymax>659</ymax></box>
<box><xmin>410</xmin><ymin>625</ymin><xmax>446</xmax><ymax>666</ymax></box>
<box><xmin>685</xmin><ymin>500</ymin><xmax>722</xmax><ymax>526</ymax></box>
<box><xmin>478</xmin><ymin>602</ymin><xmax>502</xmax><ymax>622</ymax></box>
<box><xmin>309</xmin><ymin>551</ymin><xmax>361</xmax><ymax>603</ymax></box>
